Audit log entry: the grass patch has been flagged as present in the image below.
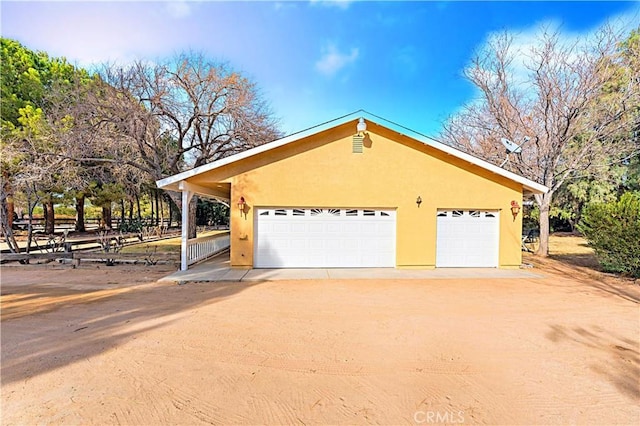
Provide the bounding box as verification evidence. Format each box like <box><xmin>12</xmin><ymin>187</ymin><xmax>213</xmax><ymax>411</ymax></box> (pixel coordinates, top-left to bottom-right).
<box><xmin>549</xmin><ymin>233</ymin><xmax>594</xmax><ymax>255</ymax></box>
<box><xmin>534</xmin><ymin>233</ymin><xmax>599</xmax><ymax>269</ymax></box>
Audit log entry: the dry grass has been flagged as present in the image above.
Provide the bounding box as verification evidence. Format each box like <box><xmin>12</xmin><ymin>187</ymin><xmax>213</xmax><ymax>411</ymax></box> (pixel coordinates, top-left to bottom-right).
<box><xmin>548</xmin><ymin>233</ymin><xmax>594</xmax><ymax>256</ymax></box>
<box><xmin>524</xmin><ymin>233</ymin><xmax>597</xmax><ymax>268</ymax></box>
<box><xmin>547</xmin><ymin>232</ymin><xmax>599</xmax><ymax>269</ymax></box>
<box><xmin>120</xmin><ymin>237</ymin><xmax>181</xmax><ymax>254</ymax></box>
<box><xmin>525</xmin><ymin>233</ymin><xmax>639</xmax><ymax>292</ymax></box>
<box><xmin>120</xmin><ymin>230</ymin><xmax>228</xmax><ymax>254</ymax></box>
<box><xmin>524</xmin><ymin>233</ymin><xmax>610</xmax><ymax>285</ymax></box>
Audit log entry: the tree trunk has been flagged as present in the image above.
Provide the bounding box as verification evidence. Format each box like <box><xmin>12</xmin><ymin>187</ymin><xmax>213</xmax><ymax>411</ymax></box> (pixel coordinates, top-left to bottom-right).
<box><xmin>102</xmin><ymin>205</ymin><xmax>112</xmax><ymax>230</ymax></box>
<box><xmin>159</xmin><ymin>191</ymin><xmax>165</xmax><ymax>225</ymax></box>
<box><xmin>120</xmin><ymin>199</ymin><xmax>126</xmax><ymax>229</ymax></box>
<box><xmin>535</xmin><ymin>192</ymin><xmax>553</xmax><ymax>257</ymax></box>
<box><xmin>6</xmin><ymin>196</ymin><xmax>14</xmax><ymax>229</ymax></box>
<box><xmin>188</xmin><ymin>195</ymin><xmax>198</xmax><ymax>239</ymax></box>
<box><xmin>25</xmin><ymin>191</ymin><xmax>38</xmax><ymax>255</ymax></box>
<box><xmin>1</xmin><ymin>171</ymin><xmax>15</xmax><ymax>229</ymax></box>
<box><xmin>128</xmin><ymin>199</ymin><xmax>134</xmax><ymax>220</ymax></box>
<box><xmin>136</xmin><ymin>194</ymin><xmax>142</xmax><ymax>221</ymax></box>
<box><xmin>150</xmin><ymin>190</ymin><xmax>155</xmax><ymax>226</ymax></box>
<box><xmin>167</xmin><ymin>193</ymin><xmax>173</xmax><ymax>227</ymax></box>
<box><xmin>44</xmin><ymin>198</ymin><xmax>55</xmax><ymax>235</ymax></box>
<box><xmin>0</xmin><ymin>181</ymin><xmax>19</xmax><ymax>253</ymax></box>
<box><xmin>75</xmin><ymin>195</ymin><xmax>86</xmax><ymax>232</ymax></box>
<box><xmin>166</xmin><ymin>190</ymin><xmax>183</xmax><ymax>230</ymax></box>
<box><xmin>165</xmin><ymin>190</ymin><xmax>196</xmax><ymax>237</ymax></box>
<box><xmin>42</xmin><ymin>202</ymin><xmax>48</xmax><ymax>229</ymax></box>
<box><xmin>154</xmin><ymin>189</ymin><xmax>160</xmax><ymax>226</ymax></box>
<box><xmin>166</xmin><ymin>190</ymin><xmax>191</xmax><ymax>232</ymax></box>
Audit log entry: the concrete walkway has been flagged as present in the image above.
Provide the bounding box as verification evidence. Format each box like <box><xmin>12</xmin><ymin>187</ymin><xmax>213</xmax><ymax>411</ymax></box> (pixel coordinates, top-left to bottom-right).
<box><xmin>158</xmin><ymin>251</ymin><xmax>544</xmax><ymax>282</ymax></box>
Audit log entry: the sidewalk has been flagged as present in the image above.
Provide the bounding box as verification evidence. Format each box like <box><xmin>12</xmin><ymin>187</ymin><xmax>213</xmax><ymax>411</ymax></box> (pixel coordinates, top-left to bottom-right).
<box><xmin>159</xmin><ymin>252</ymin><xmax>543</xmax><ymax>282</ymax></box>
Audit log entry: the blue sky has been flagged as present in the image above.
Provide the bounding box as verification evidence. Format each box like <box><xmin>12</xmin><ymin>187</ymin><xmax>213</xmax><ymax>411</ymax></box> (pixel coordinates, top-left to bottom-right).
<box><xmin>2</xmin><ymin>1</ymin><xmax>639</xmax><ymax>137</ymax></box>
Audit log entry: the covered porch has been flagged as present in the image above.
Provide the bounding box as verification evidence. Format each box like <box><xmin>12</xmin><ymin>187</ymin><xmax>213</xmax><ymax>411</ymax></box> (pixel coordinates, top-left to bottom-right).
<box><xmin>171</xmin><ymin>180</ymin><xmax>231</xmax><ymax>271</ymax></box>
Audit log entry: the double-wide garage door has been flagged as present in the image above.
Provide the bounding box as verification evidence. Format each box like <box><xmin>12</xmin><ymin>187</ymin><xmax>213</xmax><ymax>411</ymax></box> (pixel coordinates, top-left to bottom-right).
<box><xmin>436</xmin><ymin>210</ymin><xmax>499</xmax><ymax>267</ymax></box>
<box><xmin>254</xmin><ymin>208</ymin><xmax>499</xmax><ymax>268</ymax></box>
<box><xmin>254</xmin><ymin>208</ymin><xmax>396</xmax><ymax>268</ymax></box>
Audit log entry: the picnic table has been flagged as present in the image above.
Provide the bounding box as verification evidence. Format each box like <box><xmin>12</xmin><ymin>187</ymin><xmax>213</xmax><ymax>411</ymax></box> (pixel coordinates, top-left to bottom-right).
<box><xmin>522</xmin><ymin>229</ymin><xmax>539</xmax><ymax>252</ymax></box>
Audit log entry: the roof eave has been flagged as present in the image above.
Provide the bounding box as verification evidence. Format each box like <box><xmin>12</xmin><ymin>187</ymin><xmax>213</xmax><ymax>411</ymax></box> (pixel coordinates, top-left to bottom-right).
<box><xmin>156</xmin><ymin>111</ymin><xmax>549</xmax><ymax>195</ymax></box>
<box><xmin>156</xmin><ymin>114</ymin><xmax>360</xmax><ymax>190</ymax></box>
<box><xmin>523</xmin><ymin>182</ymin><xmax>549</xmax><ymax>195</ymax></box>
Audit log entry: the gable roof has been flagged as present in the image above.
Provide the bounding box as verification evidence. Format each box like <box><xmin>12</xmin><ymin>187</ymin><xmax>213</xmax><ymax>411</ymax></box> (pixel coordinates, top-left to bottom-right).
<box><xmin>156</xmin><ymin>110</ymin><xmax>548</xmax><ymax>195</ymax></box>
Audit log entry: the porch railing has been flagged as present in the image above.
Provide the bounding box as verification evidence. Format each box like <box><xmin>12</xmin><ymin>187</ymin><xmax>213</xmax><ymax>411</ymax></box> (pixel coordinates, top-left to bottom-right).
<box><xmin>187</xmin><ymin>231</ymin><xmax>230</xmax><ymax>266</ymax></box>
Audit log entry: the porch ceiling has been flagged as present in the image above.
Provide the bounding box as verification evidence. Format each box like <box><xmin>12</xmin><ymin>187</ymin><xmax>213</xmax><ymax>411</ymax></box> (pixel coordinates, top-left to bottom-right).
<box><xmin>175</xmin><ymin>180</ymin><xmax>231</xmax><ymax>202</ymax></box>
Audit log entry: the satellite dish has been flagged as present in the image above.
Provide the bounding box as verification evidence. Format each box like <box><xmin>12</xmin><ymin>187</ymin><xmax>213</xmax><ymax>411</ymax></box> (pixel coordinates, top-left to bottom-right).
<box><xmin>501</xmin><ymin>137</ymin><xmax>522</xmax><ymax>154</ymax></box>
<box><xmin>499</xmin><ymin>136</ymin><xmax>530</xmax><ymax>168</ymax></box>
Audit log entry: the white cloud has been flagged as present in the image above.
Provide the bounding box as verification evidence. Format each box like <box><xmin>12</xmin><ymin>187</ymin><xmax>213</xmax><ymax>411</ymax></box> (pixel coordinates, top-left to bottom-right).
<box><xmin>470</xmin><ymin>3</ymin><xmax>640</xmax><ymax>90</ymax></box>
<box><xmin>165</xmin><ymin>0</ymin><xmax>191</xmax><ymax>19</ymax></box>
<box><xmin>274</xmin><ymin>2</ymin><xmax>298</xmax><ymax>12</ymax></box>
<box><xmin>309</xmin><ymin>0</ymin><xmax>352</xmax><ymax>10</ymax></box>
<box><xmin>315</xmin><ymin>44</ymin><xmax>359</xmax><ymax>76</ymax></box>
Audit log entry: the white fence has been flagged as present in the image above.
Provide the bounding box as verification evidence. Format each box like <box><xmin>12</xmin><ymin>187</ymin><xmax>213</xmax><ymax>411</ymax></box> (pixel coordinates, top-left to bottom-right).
<box><xmin>187</xmin><ymin>232</ymin><xmax>230</xmax><ymax>266</ymax></box>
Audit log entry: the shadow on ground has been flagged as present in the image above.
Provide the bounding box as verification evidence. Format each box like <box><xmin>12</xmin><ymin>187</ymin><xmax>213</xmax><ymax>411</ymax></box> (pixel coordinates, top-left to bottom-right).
<box><xmin>546</xmin><ymin>324</ymin><xmax>640</xmax><ymax>401</ymax></box>
<box><xmin>550</xmin><ymin>253</ymin><xmax>599</xmax><ymax>269</ymax></box>
<box><xmin>525</xmin><ymin>254</ymin><xmax>639</xmax><ymax>304</ymax></box>
<box><xmin>1</xmin><ymin>278</ymin><xmax>263</xmax><ymax>385</ymax></box>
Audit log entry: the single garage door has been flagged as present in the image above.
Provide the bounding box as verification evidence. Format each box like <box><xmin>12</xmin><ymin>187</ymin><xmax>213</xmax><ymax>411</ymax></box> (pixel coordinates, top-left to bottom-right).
<box><xmin>436</xmin><ymin>210</ymin><xmax>499</xmax><ymax>267</ymax></box>
<box><xmin>254</xmin><ymin>208</ymin><xmax>396</xmax><ymax>268</ymax></box>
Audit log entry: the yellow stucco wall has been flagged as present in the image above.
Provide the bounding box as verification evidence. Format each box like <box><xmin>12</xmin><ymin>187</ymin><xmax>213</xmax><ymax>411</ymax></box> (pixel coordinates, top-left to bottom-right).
<box><xmin>190</xmin><ymin>121</ymin><xmax>523</xmax><ymax>268</ymax></box>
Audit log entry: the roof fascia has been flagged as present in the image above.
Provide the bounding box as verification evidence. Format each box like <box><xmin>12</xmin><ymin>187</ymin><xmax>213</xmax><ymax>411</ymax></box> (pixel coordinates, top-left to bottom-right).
<box><xmin>156</xmin><ymin>111</ymin><xmax>548</xmax><ymax>195</ymax></box>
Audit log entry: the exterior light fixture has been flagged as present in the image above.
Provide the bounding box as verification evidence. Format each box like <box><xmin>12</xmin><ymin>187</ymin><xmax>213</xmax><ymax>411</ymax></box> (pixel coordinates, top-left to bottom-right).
<box><xmin>238</xmin><ymin>197</ymin><xmax>246</xmax><ymax>215</ymax></box>
<box><xmin>357</xmin><ymin>117</ymin><xmax>367</xmax><ymax>135</ymax></box>
<box><xmin>416</xmin><ymin>196</ymin><xmax>422</xmax><ymax>207</ymax></box>
<box><xmin>510</xmin><ymin>200</ymin><xmax>521</xmax><ymax>218</ymax></box>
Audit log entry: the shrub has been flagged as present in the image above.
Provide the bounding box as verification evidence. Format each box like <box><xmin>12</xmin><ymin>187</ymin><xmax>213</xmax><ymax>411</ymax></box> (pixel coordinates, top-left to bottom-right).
<box><xmin>118</xmin><ymin>218</ymin><xmax>144</xmax><ymax>233</ymax></box>
<box><xmin>54</xmin><ymin>206</ymin><xmax>77</xmax><ymax>217</ymax></box>
<box><xmin>578</xmin><ymin>192</ymin><xmax>640</xmax><ymax>277</ymax></box>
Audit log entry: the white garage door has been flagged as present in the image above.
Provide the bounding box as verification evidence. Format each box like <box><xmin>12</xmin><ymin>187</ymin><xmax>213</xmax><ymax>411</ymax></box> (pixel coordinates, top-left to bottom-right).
<box><xmin>436</xmin><ymin>210</ymin><xmax>499</xmax><ymax>267</ymax></box>
<box><xmin>255</xmin><ymin>208</ymin><xmax>396</xmax><ymax>268</ymax></box>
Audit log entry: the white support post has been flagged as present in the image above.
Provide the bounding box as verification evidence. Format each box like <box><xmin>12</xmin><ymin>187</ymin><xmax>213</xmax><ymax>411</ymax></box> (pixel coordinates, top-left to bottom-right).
<box><xmin>180</xmin><ymin>187</ymin><xmax>194</xmax><ymax>271</ymax></box>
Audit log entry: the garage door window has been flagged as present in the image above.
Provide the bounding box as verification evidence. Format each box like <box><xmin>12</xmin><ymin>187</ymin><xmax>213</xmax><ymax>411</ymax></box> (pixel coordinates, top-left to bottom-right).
<box><xmin>257</xmin><ymin>208</ymin><xmax>392</xmax><ymax>218</ymax></box>
<box><xmin>437</xmin><ymin>210</ymin><xmax>496</xmax><ymax>219</ymax></box>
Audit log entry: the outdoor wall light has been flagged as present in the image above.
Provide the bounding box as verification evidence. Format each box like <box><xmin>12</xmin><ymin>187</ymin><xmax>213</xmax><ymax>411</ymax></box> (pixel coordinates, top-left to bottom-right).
<box><xmin>357</xmin><ymin>117</ymin><xmax>367</xmax><ymax>135</ymax></box>
<box><xmin>238</xmin><ymin>196</ymin><xmax>246</xmax><ymax>215</ymax></box>
<box><xmin>510</xmin><ymin>200</ymin><xmax>521</xmax><ymax>218</ymax></box>
<box><xmin>416</xmin><ymin>196</ymin><xmax>422</xmax><ymax>207</ymax></box>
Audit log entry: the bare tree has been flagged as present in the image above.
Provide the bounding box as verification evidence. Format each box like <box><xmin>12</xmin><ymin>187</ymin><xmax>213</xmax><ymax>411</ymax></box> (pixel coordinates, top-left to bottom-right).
<box><xmin>52</xmin><ymin>53</ymin><xmax>282</xmax><ymax>237</ymax></box>
<box><xmin>443</xmin><ymin>25</ymin><xmax>640</xmax><ymax>256</ymax></box>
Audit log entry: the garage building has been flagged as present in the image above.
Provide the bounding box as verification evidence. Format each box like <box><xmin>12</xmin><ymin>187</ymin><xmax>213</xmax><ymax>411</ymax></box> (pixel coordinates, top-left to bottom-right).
<box><xmin>157</xmin><ymin>112</ymin><xmax>547</xmax><ymax>270</ymax></box>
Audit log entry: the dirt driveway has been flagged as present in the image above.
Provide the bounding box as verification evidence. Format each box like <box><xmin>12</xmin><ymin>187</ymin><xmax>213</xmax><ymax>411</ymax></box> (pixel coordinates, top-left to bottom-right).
<box><xmin>1</xmin><ymin>262</ymin><xmax>638</xmax><ymax>425</ymax></box>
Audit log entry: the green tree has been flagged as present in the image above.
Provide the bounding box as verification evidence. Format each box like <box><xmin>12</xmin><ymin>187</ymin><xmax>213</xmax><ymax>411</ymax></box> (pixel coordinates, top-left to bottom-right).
<box><xmin>1</xmin><ymin>38</ymin><xmax>95</xmax><ymax>246</ymax></box>
<box><xmin>1</xmin><ymin>38</ymin><xmax>78</xmax><ymax>130</ymax></box>
<box><xmin>196</xmin><ymin>198</ymin><xmax>230</xmax><ymax>227</ymax></box>
<box><xmin>550</xmin><ymin>166</ymin><xmax>626</xmax><ymax>231</ymax></box>
<box><xmin>578</xmin><ymin>192</ymin><xmax>640</xmax><ymax>277</ymax></box>
<box><xmin>90</xmin><ymin>182</ymin><xmax>126</xmax><ymax>230</ymax></box>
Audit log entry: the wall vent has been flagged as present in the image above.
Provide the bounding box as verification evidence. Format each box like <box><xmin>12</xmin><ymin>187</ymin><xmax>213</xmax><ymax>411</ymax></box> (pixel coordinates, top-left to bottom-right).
<box><xmin>352</xmin><ymin>134</ymin><xmax>364</xmax><ymax>153</ymax></box>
